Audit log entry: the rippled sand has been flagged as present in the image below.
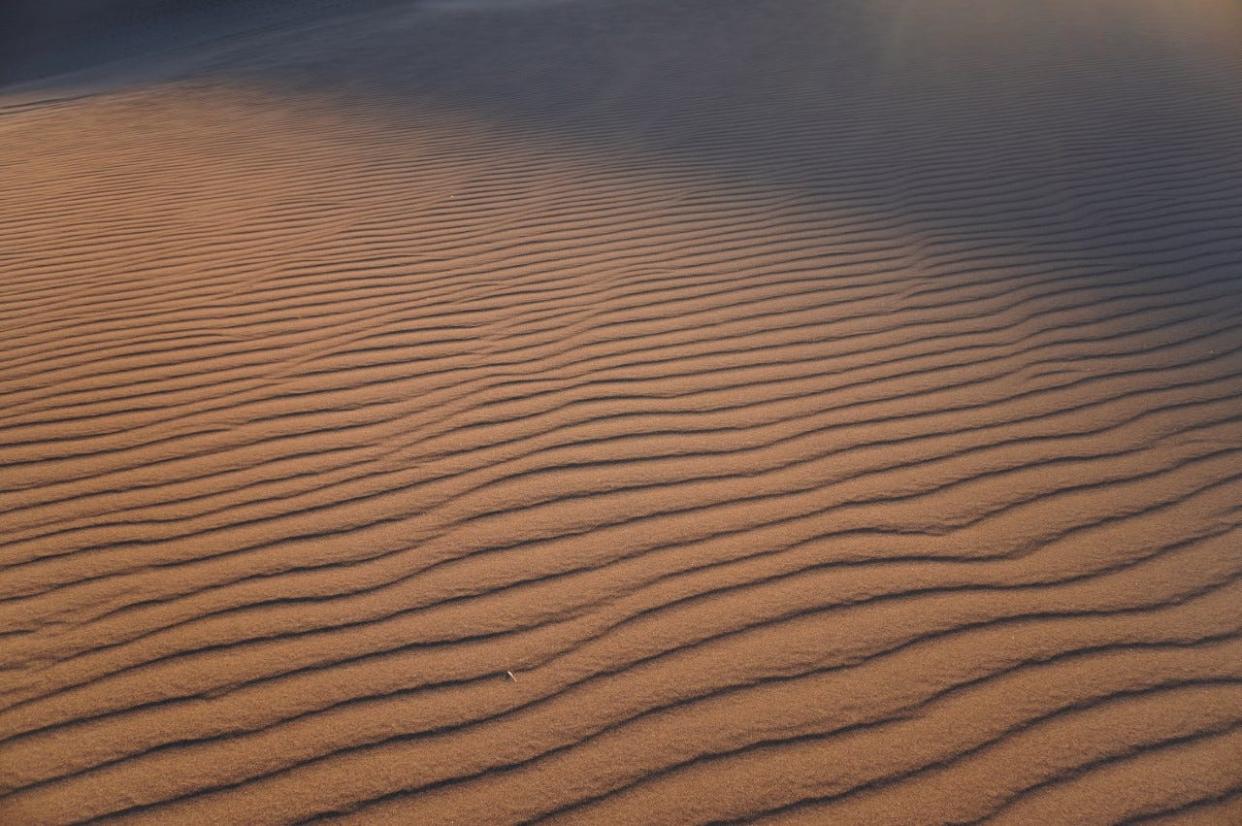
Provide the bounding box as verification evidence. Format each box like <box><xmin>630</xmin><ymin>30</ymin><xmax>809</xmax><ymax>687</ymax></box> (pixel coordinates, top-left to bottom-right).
<box><xmin>2</xmin><ymin>1</ymin><xmax>1241</xmax><ymax>823</ymax></box>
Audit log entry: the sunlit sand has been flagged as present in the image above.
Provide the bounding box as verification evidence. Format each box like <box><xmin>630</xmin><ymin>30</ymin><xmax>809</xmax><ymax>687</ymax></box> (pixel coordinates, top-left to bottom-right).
<box><xmin>2</xmin><ymin>1</ymin><xmax>1241</xmax><ymax>823</ymax></box>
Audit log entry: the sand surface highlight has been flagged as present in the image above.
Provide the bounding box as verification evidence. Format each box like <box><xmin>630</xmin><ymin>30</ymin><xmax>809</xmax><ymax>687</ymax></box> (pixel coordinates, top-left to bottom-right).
<box><xmin>2</xmin><ymin>1</ymin><xmax>1242</xmax><ymax>823</ymax></box>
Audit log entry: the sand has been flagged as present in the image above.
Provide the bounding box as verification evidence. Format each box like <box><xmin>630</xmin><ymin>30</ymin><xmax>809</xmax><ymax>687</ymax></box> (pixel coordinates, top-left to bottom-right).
<box><xmin>1</xmin><ymin>0</ymin><xmax>1241</xmax><ymax>823</ymax></box>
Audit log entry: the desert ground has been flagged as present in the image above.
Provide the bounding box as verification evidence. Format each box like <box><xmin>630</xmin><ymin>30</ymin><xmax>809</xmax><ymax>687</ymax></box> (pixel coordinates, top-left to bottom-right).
<box><xmin>2</xmin><ymin>0</ymin><xmax>1241</xmax><ymax>823</ymax></box>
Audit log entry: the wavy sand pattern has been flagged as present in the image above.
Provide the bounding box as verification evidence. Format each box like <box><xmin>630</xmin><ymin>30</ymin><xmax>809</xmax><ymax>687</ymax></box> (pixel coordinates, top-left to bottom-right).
<box><xmin>2</xmin><ymin>0</ymin><xmax>1242</xmax><ymax>823</ymax></box>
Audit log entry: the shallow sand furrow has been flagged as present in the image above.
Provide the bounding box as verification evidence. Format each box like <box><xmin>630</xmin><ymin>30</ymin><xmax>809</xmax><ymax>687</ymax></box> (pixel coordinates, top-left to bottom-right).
<box><xmin>9</xmin><ymin>529</ymin><xmax>1242</xmax><ymax>794</ymax></box>
<box><xmin>1128</xmin><ymin>785</ymin><xmax>1242</xmax><ymax>825</ymax></box>
<box><xmin>4</xmin><ymin>358</ymin><xmax>1237</xmax><ymax>584</ymax></box>
<box><xmin>39</xmin><ymin>580</ymin><xmax>1242</xmax><ymax>824</ymax></box>
<box><xmin>3</xmin><ymin>290</ymin><xmax>1236</xmax><ymax>566</ymax></box>
<box><xmin>363</xmin><ymin>686</ymin><xmax>1242</xmax><ymax>825</ymax></box>
<box><xmin>2</xmin><ymin>0</ymin><xmax>1240</xmax><ymax>822</ymax></box>
<box><xmin>4</xmin><ymin>520</ymin><xmax>1240</xmax><ymax>796</ymax></box>
<box><xmin>2</xmin><ymin>260</ymin><xmax>1232</xmax><ymax>516</ymax></box>
<box><xmin>4</xmin><ymin>367</ymin><xmax>1237</xmax><ymax>670</ymax></box>
<box><xmin>3</xmin><ymin>384</ymin><xmax>1238</xmax><ymax>655</ymax></box>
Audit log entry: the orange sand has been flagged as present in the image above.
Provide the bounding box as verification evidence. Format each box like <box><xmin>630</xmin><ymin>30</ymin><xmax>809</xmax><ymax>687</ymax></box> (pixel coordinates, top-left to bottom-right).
<box><xmin>2</xmin><ymin>1</ymin><xmax>1241</xmax><ymax>823</ymax></box>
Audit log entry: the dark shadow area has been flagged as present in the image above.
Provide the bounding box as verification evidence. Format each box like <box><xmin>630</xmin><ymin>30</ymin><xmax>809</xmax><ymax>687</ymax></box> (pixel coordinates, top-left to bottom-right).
<box><xmin>0</xmin><ymin>0</ymin><xmax>400</xmax><ymax>87</ymax></box>
<box><xmin>5</xmin><ymin>0</ymin><xmax>1242</xmax><ymax>281</ymax></box>
<box><xmin>239</xmin><ymin>0</ymin><xmax>1242</xmax><ymax>278</ymax></box>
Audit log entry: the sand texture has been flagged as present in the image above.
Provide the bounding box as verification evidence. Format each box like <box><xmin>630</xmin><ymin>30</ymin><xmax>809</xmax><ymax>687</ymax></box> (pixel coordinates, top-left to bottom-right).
<box><xmin>2</xmin><ymin>0</ymin><xmax>1242</xmax><ymax>823</ymax></box>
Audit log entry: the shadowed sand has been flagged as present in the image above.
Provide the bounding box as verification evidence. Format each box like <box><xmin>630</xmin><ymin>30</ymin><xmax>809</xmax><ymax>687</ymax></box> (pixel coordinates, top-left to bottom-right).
<box><xmin>2</xmin><ymin>0</ymin><xmax>1242</xmax><ymax>823</ymax></box>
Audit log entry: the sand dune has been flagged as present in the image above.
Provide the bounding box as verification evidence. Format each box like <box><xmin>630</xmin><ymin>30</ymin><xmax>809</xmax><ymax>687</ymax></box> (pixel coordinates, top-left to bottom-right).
<box><xmin>2</xmin><ymin>0</ymin><xmax>1241</xmax><ymax>823</ymax></box>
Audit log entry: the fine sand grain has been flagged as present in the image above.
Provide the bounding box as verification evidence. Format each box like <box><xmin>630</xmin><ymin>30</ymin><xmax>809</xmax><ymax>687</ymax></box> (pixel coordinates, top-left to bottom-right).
<box><xmin>2</xmin><ymin>1</ymin><xmax>1241</xmax><ymax>823</ymax></box>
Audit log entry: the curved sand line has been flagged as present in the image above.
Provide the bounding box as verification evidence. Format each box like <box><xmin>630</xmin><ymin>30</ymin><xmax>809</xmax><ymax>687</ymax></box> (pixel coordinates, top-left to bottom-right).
<box><xmin>1</xmin><ymin>0</ymin><xmax>1241</xmax><ymax>823</ymax></box>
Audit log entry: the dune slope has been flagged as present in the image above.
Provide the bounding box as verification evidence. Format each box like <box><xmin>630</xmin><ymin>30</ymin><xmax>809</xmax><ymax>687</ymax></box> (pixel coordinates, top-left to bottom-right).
<box><xmin>1</xmin><ymin>0</ymin><xmax>1241</xmax><ymax>823</ymax></box>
